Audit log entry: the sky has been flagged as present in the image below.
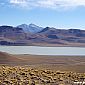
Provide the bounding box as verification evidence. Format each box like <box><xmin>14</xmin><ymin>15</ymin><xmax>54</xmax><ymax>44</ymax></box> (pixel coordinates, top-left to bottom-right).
<box><xmin>0</xmin><ymin>0</ymin><xmax>85</xmax><ymax>29</ymax></box>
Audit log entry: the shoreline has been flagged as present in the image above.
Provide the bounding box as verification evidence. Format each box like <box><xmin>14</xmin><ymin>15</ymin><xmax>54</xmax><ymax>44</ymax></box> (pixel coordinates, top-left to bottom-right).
<box><xmin>0</xmin><ymin>51</ymin><xmax>85</xmax><ymax>72</ymax></box>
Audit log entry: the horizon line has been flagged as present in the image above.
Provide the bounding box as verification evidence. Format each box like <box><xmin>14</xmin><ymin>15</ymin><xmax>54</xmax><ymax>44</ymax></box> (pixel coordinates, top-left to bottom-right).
<box><xmin>0</xmin><ymin>24</ymin><xmax>85</xmax><ymax>30</ymax></box>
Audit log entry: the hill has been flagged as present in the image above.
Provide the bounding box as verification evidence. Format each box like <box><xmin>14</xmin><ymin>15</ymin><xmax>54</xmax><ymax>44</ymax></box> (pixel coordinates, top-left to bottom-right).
<box><xmin>0</xmin><ymin>52</ymin><xmax>21</xmax><ymax>64</ymax></box>
<box><xmin>0</xmin><ymin>24</ymin><xmax>85</xmax><ymax>46</ymax></box>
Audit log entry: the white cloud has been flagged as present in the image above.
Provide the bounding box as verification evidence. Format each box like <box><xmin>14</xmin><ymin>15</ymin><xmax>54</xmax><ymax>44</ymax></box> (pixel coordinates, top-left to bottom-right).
<box><xmin>9</xmin><ymin>0</ymin><xmax>85</xmax><ymax>10</ymax></box>
<box><xmin>9</xmin><ymin>0</ymin><xmax>28</xmax><ymax>7</ymax></box>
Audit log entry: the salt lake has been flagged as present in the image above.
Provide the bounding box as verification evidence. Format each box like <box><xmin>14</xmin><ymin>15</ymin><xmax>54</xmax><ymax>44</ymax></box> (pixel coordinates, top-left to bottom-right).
<box><xmin>0</xmin><ymin>46</ymin><xmax>85</xmax><ymax>56</ymax></box>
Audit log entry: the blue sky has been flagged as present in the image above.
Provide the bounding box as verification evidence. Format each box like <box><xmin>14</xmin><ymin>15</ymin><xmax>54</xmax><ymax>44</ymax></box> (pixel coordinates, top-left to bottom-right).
<box><xmin>0</xmin><ymin>0</ymin><xmax>85</xmax><ymax>29</ymax></box>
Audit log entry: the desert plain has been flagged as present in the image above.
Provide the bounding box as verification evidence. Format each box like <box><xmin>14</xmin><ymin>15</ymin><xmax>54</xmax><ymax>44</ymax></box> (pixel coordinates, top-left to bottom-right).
<box><xmin>0</xmin><ymin>52</ymin><xmax>85</xmax><ymax>85</ymax></box>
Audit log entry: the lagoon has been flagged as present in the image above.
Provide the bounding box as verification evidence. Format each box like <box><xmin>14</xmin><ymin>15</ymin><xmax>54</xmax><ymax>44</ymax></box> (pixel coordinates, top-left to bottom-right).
<box><xmin>0</xmin><ymin>46</ymin><xmax>85</xmax><ymax>56</ymax></box>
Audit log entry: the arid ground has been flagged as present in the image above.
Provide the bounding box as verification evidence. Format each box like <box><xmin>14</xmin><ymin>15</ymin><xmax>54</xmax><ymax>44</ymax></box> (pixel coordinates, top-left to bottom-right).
<box><xmin>0</xmin><ymin>52</ymin><xmax>85</xmax><ymax>85</ymax></box>
<box><xmin>0</xmin><ymin>52</ymin><xmax>85</xmax><ymax>72</ymax></box>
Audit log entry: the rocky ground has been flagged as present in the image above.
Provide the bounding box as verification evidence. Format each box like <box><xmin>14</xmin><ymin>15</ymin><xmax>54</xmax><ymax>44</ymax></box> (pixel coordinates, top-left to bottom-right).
<box><xmin>0</xmin><ymin>65</ymin><xmax>85</xmax><ymax>85</ymax></box>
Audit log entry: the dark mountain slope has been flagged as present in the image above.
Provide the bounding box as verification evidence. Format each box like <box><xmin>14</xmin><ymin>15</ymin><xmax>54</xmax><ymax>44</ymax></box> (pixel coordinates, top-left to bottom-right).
<box><xmin>0</xmin><ymin>25</ymin><xmax>85</xmax><ymax>46</ymax></box>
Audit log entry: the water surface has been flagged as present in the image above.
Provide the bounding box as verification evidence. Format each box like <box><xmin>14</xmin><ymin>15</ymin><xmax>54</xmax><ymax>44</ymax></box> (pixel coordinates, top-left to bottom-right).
<box><xmin>0</xmin><ymin>46</ymin><xmax>85</xmax><ymax>56</ymax></box>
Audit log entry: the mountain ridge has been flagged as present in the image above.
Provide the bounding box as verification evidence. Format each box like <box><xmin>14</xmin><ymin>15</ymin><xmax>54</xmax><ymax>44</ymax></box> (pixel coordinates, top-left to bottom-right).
<box><xmin>0</xmin><ymin>24</ymin><xmax>85</xmax><ymax>46</ymax></box>
<box><xmin>17</xmin><ymin>23</ymin><xmax>44</xmax><ymax>33</ymax></box>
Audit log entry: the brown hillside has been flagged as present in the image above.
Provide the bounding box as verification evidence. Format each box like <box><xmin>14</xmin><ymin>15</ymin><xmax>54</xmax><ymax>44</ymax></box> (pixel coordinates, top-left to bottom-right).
<box><xmin>0</xmin><ymin>52</ymin><xmax>21</xmax><ymax>64</ymax></box>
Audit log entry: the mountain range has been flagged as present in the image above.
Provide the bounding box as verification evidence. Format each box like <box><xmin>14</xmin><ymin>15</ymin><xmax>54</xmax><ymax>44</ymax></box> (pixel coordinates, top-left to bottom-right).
<box><xmin>0</xmin><ymin>24</ymin><xmax>85</xmax><ymax>46</ymax></box>
<box><xmin>17</xmin><ymin>24</ymin><xmax>44</xmax><ymax>33</ymax></box>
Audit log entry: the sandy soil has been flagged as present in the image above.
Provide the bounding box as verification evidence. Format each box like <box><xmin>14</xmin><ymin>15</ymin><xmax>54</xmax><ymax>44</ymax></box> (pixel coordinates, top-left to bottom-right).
<box><xmin>0</xmin><ymin>52</ymin><xmax>85</xmax><ymax>72</ymax></box>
